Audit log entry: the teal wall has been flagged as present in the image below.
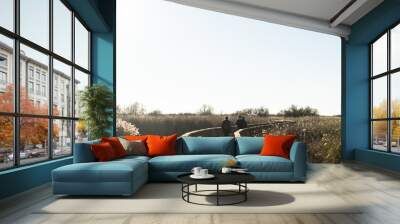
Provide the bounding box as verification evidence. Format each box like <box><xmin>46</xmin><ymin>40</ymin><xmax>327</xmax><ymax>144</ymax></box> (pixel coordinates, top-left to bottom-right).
<box><xmin>343</xmin><ymin>0</ymin><xmax>400</xmax><ymax>171</ymax></box>
<box><xmin>0</xmin><ymin>158</ymin><xmax>72</xmax><ymax>199</ymax></box>
<box><xmin>91</xmin><ymin>0</ymin><xmax>116</xmax><ymax>134</ymax></box>
<box><xmin>0</xmin><ymin>0</ymin><xmax>116</xmax><ymax>200</ymax></box>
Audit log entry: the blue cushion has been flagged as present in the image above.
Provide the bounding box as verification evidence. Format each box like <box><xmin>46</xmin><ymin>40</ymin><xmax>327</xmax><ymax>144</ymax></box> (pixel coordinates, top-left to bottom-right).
<box><xmin>236</xmin><ymin>155</ymin><xmax>293</xmax><ymax>172</ymax></box>
<box><xmin>149</xmin><ymin>154</ymin><xmax>235</xmax><ymax>172</ymax></box>
<box><xmin>236</xmin><ymin>137</ymin><xmax>264</xmax><ymax>155</ymax></box>
<box><xmin>53</xmin><ymin>159</ymin><xmax>147</xmax><ymax>183</ymax></box>
<box><xmin>73</xmin><ymin>140</ymin><xmax>100</xmax><ymax>163</ymax></box>
<box><xmin>118</xmin><ymin>155</ymin><xmax>150</xmax><ymax>162</ymax></box>
<box><xmin>180</xmin><ymin>137</ymin><xmax>236</xmax><ymax>155</ymax></box>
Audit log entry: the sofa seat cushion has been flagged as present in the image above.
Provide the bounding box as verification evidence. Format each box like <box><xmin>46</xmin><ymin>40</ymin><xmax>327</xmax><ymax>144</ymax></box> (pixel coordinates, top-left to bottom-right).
<box><xmin>236</xmin><ymin>155</ymin><xmax>293</xmax><ymax>172</ymax></box>
<box><xmin>149</xmin><ymin>154</ymin><xmax>235</xmax><ymax>172</ymax></box>
<box><xmin>53</xmin><ymin>159</ymin><xmax>147</xmax><ymax>183</ymax></box>
<box><xmin>117</xmin><ymin>155</ymin><xmax>150</xmax><ymax>162</ymax></box>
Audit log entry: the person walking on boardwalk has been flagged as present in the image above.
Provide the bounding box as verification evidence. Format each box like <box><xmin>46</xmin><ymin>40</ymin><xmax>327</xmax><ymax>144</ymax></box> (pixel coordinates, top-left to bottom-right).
<box><xmin>236</xmin><ymin>116</ymin><xmax>244</xmax><ymax>129</ymax></box>
<box><xmin>236</xmin><ymin>116</ymin><xmax>248</xmax><ymax>129</ymax></box>
<box><xmin>241</xmin><ymin>116</ymin><xmax>248</xmax><ymax>129</ymax></box>
<box><xmin>221</xmin><ymin>116</ymin><xmax>232</xmax><ymax>136</ymax></box>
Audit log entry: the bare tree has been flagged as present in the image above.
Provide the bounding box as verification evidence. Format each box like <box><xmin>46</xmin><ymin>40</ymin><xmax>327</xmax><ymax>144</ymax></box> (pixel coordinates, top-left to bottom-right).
<box><xmin>197</xmin><ymin>104</ymin><xmax>214</xmax><ymax>115</ymax></box>
<box><xmin>125</xmin><ymin>102</ymin><xmax>146</xmax><ymax>116</ymax></box>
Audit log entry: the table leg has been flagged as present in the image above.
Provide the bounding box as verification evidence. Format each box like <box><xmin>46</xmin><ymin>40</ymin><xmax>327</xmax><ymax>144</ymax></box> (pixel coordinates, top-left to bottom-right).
<box><xmin>195</xmin><ymin>184</ymin><xmax>198</xmax><ymax>192</ymax></box>
<box><xmin>187</xmin><ymin>184</ymin><xmax>190</xmax><ymax>202</ymax></box>
<box><xmin>245</xmin><ymin>183</ymin><xmax>247</xmax><ymax>201</ymax></box>
<box><xmin>217</xmin><ymin>184</ymin><xmax>219</xmax><ymax>206</ymax></box>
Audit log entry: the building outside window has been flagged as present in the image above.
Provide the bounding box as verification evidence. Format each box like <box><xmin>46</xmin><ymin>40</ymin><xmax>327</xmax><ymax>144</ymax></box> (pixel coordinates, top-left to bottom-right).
<box><xmin>0</xmin><ymin>54</ymin><xmax>7</xmax><ymax>67</ymax></box>
<box><xmin>35</xmin><ymin>83</ymin><xmax>40</xmax><ymax>95</ymax></box>
<box><xmin>42</xmin><ymin>85</ymin><xmax>46</xmax><ymax>97</ymax></box>
<box><xmin>28</xmin><ymin>81</ymin><xmax>34</xmax><ymax>94</ymax></box>
<box><xmin>28</xmin><ymin>66</ymin><xmax>34</xmax><ymax>79</ymax></box>
<box><xmin>0</xmin><ymin>54</ymin><xmax>7</xmax><ymax>89</ymax></box>
<box><xmin>35</xmin><ymin>70</ymin><xmax>40</xmax><ymax>81</ymax></box>
<box><xmin>0</xmin><ymin>71</ymin><xmax>6</xmax><ymax>84</ymax></box>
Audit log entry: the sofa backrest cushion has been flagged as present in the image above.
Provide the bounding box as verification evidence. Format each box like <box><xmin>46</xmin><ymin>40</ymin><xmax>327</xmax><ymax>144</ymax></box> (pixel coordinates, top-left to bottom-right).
<box><xmin>236</xmin><ymin>137</ymin><xmax>264</xmax><ymax>155</ymax></box>
<box><xmin>73</xmin><ymin>139</ymin><xmax>100</xmax><ymax>163</ymax></box>
<box><xmin>147</xmin><ymin>134</ymin><xmax>178</xmax><ymax>157</ymax></box>
<box><xmin>180</xmin><ymin>137</ymin><xmax>235</xmax><ymax>155</ymax></box>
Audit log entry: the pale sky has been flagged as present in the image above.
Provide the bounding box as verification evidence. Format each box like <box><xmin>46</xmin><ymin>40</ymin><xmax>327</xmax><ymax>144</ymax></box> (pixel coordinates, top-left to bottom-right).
<box><xmin>116</xmin><ymin>0</ymin><xmax>341</xmax><ymax>116</ymax></box>
<box><xmin>0</xmin><ymin>0</ymin><xmax>89</xmax><ymax>70</ymax></box>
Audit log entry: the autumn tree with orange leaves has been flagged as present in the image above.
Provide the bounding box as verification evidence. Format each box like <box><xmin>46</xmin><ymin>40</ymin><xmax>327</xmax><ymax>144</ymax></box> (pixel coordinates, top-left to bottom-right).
<box><xmin>373</xmin><ymin>99</ymin><xmax>400</xmax><ymax>142</ymax></box>
<box><xmin>0</xmin><ymin>85</ymin><xmax>59</xmax><ymax>151</ymax></box>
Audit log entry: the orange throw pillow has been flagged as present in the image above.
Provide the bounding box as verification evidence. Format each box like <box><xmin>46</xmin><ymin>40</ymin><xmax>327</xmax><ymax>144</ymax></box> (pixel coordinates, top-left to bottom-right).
<box><xmin>124</xmin><ymin>135</ymin><xmax>148</xmax><ymax>141</ymax></box>
<box><xmin>260</xmin><ymin>135</ymin><xmax>296</xmax><ymax>159</ymax></box>
<box><xmin>91</xmin><ymin>142</ymin><xmax>117</xmax><ymax>161</ymax></box>
<box><xmin>146</xmin><ymin>134</ymin><xmax>177</xmax><ymax>157</ymax></box>
<box><xmin>101</xmin><ymin>137</ymin><xmax>127</xmax><ymax>158</ymax></box>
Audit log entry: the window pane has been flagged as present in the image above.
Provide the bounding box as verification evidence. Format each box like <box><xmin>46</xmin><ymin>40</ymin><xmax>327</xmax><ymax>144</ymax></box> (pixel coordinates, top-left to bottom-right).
<box><xmin>20</xmin><ymin>44</ymin><xmax>49</xmax><ymax>115</ymax></box>
<box><xmin>372</xmin><ymin>121</ymin><xmax>388</xmax><ymax>151</ymax></box>
<box><xmin>372</xmin><ymin>77</ymin><xmax>387</xmax><ymax>119</ymax></box>
<box><xmin>53</xmin><ymin>119</ymin><xmax>72</xmax><ymax>157</ymax></box>
<box><xmin>0</xmin><ymin>34</ymin><xmax>14</xmax><ymax>112</ymax></box>
<box><xmin>20</xmin><ymin>0</ymin><xmax>49</xmax><ymax>49</ymax></box>
<box><xmin>391</xmin><ymin>72</ymin><xmax>400</xmax><ymax>118</ymax></box>
<box><xmin>74</xmin><ymin>69</ymin><xmax>89</xmax><ymax>118</ymax></box>
<box><xmin>391</xmin><ymin>120</ymin><xmax>400</xmax><ymax>153</ymax></box>
<box><xmin>0</xmin><ymin>0</ymin><xmax>13</xmax><ymax>31</ymax></box>
<box><xmin>75</xmin><ymin>18</ymin><xmax>89</xmax><ymax>69</ymax></box>
<box><xmin>20</xmin><ymin>117</ymin><xmax>49</xmax><ymax>165</ymax></box>
<box><xmin>0</xmin><ymin>116</ymin><xmax>13</xmax><ymax>170</ymax></box>
<box><xmin>53</xmin><ymin>0</ymin><xmax>72</xmax><ymax>60</ymax></box>
<box><xmin>372</xmin><ymin>33</ymin><xmax>387</xmax><ymax>76</ymax></box>
<box><xmin>75</xmin><ymin>120</ymin><xmax>88</xmax><ymax>143</ymax></box>
<box><xmin>392</xmin><ymin>24</ymin><xmax>400</xmax><ymax>70</ymax></box>
<box><xmin>53</xmin><ymin>59</ymin><xmax>72</xmax><ymax>117</ymax></box>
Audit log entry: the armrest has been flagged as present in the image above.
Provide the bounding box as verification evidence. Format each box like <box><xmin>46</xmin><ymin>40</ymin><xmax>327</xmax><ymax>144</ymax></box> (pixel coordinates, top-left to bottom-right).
<box><xmin>289</xmin><ymin>141</ymin><xmax>307</xmax><ymax>182</ymax></box>
<box><xmin>73</xmin><ymin>140</ymin><xmax>100</xmax><ymax>163</ymax></box>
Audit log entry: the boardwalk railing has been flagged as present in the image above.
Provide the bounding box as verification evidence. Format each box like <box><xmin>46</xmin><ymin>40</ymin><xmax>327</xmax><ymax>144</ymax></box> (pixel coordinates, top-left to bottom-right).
<box><xmin>182</xmin><ymin>123</ymin><xmax>278</xmax><ymax>137</ymax></box>
<box><xmin>234</xmin><ymin>120</ymin><xmax>295</xmax><ymax>137</ymax></box>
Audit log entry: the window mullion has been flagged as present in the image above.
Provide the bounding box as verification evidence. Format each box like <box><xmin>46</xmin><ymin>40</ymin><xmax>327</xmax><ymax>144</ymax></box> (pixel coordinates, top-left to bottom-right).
<box><xmin>370</xmin><ymin>45</ymin><xmax>373</xmax><ymax>149</ymax></box>
<box><xmin>13</xmin><ymin>0</ymin><xmax>20</xmax><ymax>167</ymax></box>
<box><xmin>388</xmin><ymin>30</ymin><xmax>392</xmax><ymax>152</ymax></box>
<box><xmin>71</xmin><ymin>10</ymin><xmax>76</xmax><ymax>155</ymax></box>
<box><xmin>48</xmin><ymin>0</ymin><xmax>54</xmax><ymax>160</ymax></box>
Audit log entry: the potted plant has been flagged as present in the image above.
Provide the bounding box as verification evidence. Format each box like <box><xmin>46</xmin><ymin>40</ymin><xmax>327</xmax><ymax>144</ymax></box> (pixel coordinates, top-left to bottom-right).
<box><xmin>79</xmin><ymin>84</ymin><xmax>114</xmax><ymax>140</ymax></box>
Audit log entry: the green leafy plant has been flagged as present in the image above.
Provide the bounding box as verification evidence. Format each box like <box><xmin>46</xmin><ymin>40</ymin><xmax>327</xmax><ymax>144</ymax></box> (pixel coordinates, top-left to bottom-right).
<box><xmin>79</xmin><ymin>84</ymin><xmax>114</xmax><ymax>140</ymax></box>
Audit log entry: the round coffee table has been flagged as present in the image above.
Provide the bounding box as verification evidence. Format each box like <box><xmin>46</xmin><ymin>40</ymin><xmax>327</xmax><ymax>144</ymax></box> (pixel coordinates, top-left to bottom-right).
<box><xmin>177</xmin><ymin>173</ymin><xmax>255</xmax><ymax>206</ymax></box>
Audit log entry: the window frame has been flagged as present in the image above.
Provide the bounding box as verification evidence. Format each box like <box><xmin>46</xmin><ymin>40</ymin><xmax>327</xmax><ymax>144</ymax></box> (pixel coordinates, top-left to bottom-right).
<box><xmin>0</xmin><ymin>0</ymin><xmax>92</xmax><ymax>171</ymax></box>
<box><xmin>370</xmin><ymin>21</ymin><xmax>400</xmax><ymax>154</ymax></box>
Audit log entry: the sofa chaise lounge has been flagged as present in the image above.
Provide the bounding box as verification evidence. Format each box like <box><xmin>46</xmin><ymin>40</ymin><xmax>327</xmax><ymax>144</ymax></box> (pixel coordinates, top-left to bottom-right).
<box><xmin>52</xmin><ymin>137</ymin><xmax>307</xmax><ymax>196</ymax></box>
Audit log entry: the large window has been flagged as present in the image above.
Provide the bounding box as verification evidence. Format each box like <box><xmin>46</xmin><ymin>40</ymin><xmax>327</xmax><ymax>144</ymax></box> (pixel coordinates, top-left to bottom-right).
<box><xmin>371</xmin><ymin>23</ymin><xmax>400</xmax><ymax>153</ymax></box>
<box><xmin>0</xmin><ymin>0</ymin><xmax>91</xmax><ymax>170</ymax></box>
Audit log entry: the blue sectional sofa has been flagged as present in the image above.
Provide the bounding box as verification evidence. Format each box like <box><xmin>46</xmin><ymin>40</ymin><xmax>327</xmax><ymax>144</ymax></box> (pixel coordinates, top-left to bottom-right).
<box><xmin>52</xmin><ymin>137</ymin><xmax>307</xmax><ymax>196</ymax></box>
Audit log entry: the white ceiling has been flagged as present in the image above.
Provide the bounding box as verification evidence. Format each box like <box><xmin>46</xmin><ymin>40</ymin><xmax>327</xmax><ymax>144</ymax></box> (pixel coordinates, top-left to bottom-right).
<box><xmin>228</xmin><ymin>0</ymin><xmax>352</xmax><ymax>22</ymax></box>
<box><xmin>166</xmin><ymin>0</ymin><xmax>384</xmax><ymax>38</ymax></box>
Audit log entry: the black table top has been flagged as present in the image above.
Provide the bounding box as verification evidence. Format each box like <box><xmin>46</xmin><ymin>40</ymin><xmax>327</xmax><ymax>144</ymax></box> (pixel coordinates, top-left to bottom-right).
<box><xmin>177</xmin><ymin>172</ymin><xmax>255</xmax><ymax>185</ymax></box>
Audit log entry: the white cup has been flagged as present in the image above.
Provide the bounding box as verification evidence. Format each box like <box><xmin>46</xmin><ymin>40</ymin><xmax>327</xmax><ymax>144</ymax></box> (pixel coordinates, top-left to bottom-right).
<box><xmin>221</xmin><ymin>167</ymin><xmax>232</xmax><ymax>174</ymax></box>
<box><xmin>200</xmin><ymin>169</ymin><xmax>208</xmax><ymax>176</ymax></box>
<box><xmin>191</xmin><ymin>167</ymin><xmax>202</xmax><ymax>176</ymax></box>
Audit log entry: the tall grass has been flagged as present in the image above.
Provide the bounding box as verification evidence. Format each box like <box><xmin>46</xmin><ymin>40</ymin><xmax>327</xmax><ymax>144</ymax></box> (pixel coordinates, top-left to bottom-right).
<box><xmin>255</xmin><ymin>117</ymin><xmax>341</xmax><ymax>163</ymax></box>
